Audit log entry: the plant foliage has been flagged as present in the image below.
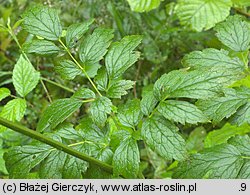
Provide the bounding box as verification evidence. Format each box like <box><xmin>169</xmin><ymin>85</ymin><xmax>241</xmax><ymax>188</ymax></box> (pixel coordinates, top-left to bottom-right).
<box><xmin>0</xmin><ymin>1</ymin><xmax>249</xmax><ymax>179</ymax></box>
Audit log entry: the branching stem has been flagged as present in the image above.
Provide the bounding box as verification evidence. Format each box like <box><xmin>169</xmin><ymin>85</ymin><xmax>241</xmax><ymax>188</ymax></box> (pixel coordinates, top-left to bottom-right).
<box><xmin>58</xmin><ymin>38</ymin><xmax>102</xmax><ymax>97</ymax></box>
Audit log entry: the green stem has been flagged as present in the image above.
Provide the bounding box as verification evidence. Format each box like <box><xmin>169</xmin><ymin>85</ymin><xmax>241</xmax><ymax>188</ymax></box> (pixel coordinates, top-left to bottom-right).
<box><xmin>7</xmin><ymin>25</ymin><xmax>53</xmax><ymax>103</ymax></box>
<box><xmin>82</xmin><ymin>98</ymin><xmax>95</xmax><ymax>103</ymax></box>
<box><xmin>233</xmin><ymin>7</ymin><xmax>250</xmax><ymax>18</ymax></box>
<box><xmin>83</xmin><ymin>69</ymin><xmax>102</xmax><ymax>97</ymax></box>
<box><xmin>149</xmin><ymin>94</ymin><xmax>168</xmax><ymax>118</ymax></box>
<box><xmin>241</xmin><ymin>156</ymin><xmax>250</xmax><ymax>160</ymax></box>
<box><xmin>58</xmin><ymin>38</ymin><xmax>102</xmax><ymax>97</ymax></box>
<box><xmin>41</xmin><ymin>77</ymin><xmax>75</xmax><ymax>93</ymax></box>
<box><xmin>0</xmin><ymin>117</ymin><xmax>113</xmax><ymax>173</ymax></box>
<box><xmin>40</xmin><ymin>79</ymin><xmax>52</xmax><ymax>103</ymax></box>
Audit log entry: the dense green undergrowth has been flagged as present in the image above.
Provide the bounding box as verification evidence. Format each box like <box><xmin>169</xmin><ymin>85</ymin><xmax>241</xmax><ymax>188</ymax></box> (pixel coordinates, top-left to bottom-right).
<box><xmin>0</xmin><ymin>0</ymin><xmax>250</xmax><ymax>179</ymax></box>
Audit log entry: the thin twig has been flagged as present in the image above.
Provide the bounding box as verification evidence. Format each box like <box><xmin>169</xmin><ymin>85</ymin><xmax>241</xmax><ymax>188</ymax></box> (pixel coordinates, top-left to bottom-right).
<box><xmin>41</xmin><ymin>77</ymin><xmax>75</xmax><ymax>93</ymax></box>
<box><xmin>233</xmin><ymin>7</ymin><xmax>250</xmax><ymax>17</ymax></box>
<box><xmin>40</xmin><ymin>79</ymin><xmax>52</xmax><ymax>103</ymax></box>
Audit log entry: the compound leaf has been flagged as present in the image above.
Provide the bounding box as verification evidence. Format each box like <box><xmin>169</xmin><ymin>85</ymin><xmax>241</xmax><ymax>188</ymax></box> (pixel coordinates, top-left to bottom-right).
<box><xmin>12</xmin><ymin>55</ymin><xmax>40</xmax><ymax>97</ymax></box>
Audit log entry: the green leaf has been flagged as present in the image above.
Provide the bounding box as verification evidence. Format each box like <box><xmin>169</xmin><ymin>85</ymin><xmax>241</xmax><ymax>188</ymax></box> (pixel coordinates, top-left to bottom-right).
<box><xmin>186</xmin><ymin>127</ymin><xmax>207</xmax><ymax>153</ymax></box>
<box><xmin>183</xmin><ymin>48</ymin><xmax>245</xmax><ymax>71</ymax></box>
<box><xmin>23</xmin><ymin>39</ymin><xmax>60</xmax><ymax>55</ymax></box>
<box><xmin>12</xmin><ymin>55</ymin><xmax>40</xmax><ymax>97</ymax></box>
<box><xmin>89</xmin><ymin>96</ymin><xmax>112</xmax><ymax>126</ymax></box>
<box><xmin>105</xmin><ymin>35</ymin><xmax>142</xmax><ymax>79</ymax></box>
<box><xmin>142</xmin><ymin>116</ymin><xmax>187</xmax><ymax>161</ymax></box>
<box><xmin>0</xmin><ymin>99</ymin><xmax>26</xmax><ymax>132</ymax></box>
<box><xmin>228</xmin><ymin>135</ymin><xmax>250</xmax><ymax>178</ymax></box>
<box><xmin>72</xmin><ymin>88</ymin><xmax>96</xmax><ymax>100</ymax></box>
<box><xmin>79</xmin><ymin>28</ymin><xmax>114</xmax><ymax>66</ymax></box>
<box><xmin>61</xmin><ymin>149</ymin><xmax>88</xmax><ymax>179</ymax></box>
<box><xmin>237</xmin><ymin>161</ymin><xmax>250</xmax><ymax>179</ymax></box>
<box><xmin>174</xmin><ymin>144</ymin><xmax>244</xmax><ymax>178</ymax></box>
<box><xmin>76</xmin><ymin>117</ymin><xmax>107</xmax><ymax>144</ymax></box>
<box><xmin>154</xmin><ymin>67</ymin><xmax>242</xmax><ymax>100</ymax></box>
<box><xmin>232</xmin><ymin>0</ymin><xmax>250</xmax><ymax>6</ymax></box>
<box><xmin>39</xmin><ymin>149</ymin><xmax>67</xmax><ymax>178</ymax></box>
<box><xmin>107</xmin><ymin>80</ymin><xmax>135</xmax><ymax>99</ymax></box>
<box><xmin>4</xmin><ymin>144</ymin><xmax>51</xmax><ymax>178</ymax></box>
<box><xmin>140</xmin><ymin>86</ymin><xmax>158</xmax><ymax>116</ymax></box>
<box><xmin>228</xmin><ymin>135</ymin><xmax>250</xmax><ymax>156</ymax></box>
<box><xmin>22</xmin><ymin>6</ymin><xmax>62</xmax><ymax>40</ymax></box>
<box><xmin>0</xmin><ymin>147</ymin><xmax>8</xmax><ymax>175</ymax></box>
<box><xmin>84</xmin><ymin>148</ymin><xmax>113</xmax><ymax>179</ymax></box>
<box><xmin>0</xmin><ymin>88</ymin><xmax>10</xmax><ymax>102</ymax></box>
<box><xmin>175</xmin><ymin>0</ymin><xmax>232</xmax><ymax>31</ymax></box>
<box><xmin>113</xmin><ymin>137</ymin><xmax>140</xmax><ymax>178</ymax></box>
<box><xmin>127</xmin><ymin>0</ymin><xmax>162</xmax><ymax>12</ymax></box>
<box><xmin>231</xmin><ymin>75</ymin><xmax>250</xmax><ymax>88</ymax></box>
<box><xmin>197</xmin><ymin>88</ymin><xmax>249</xmax><ymax>123</ymax></box>
<box><xmin>158</xmin><ymin>100</ymin><xmax>208</xmax><ymax>125</ymax></box>
<box><xmin>204</xmin><ymin>123</ymin><xmax>250</xmax><ymax>148</ymax></box>
<box><xmin>215</xmin><ymin>15</ymin><xmax>250</xmax><ymax>52</ymax></box>
<box><xmin>37</xmin><ymin>98</ymin><xmax>83</xmax><ymax>132</ymax></box>
<box><xmin>231</xmin><ymin>102</ymin><xmax>250</xmax><ymax>126</ymax></box>
<box><xmin>84</xmin><ymin>64</ymin><xmax>101</xmax><ymax>78</ymax></box>
<box><xmin>55</xmin><ymin>60</ymin><xmax>82</xmax><ymax>80</ymax></box>
<box><xmin>117</xmin><ymin>99</ymin><xmax>143</xmax><ymax>128</ymax></box>
<box><xmin>95</xmin><ymin>67</ymin><xmax>108</xmax><ymax>91</ymax></box>
<box><xmin>66</xmin><ymin>19</ymin><xmax>94</xmax><ymax>48</ymax></box>
<box><xmin>55</xmin><ymin>123</ymin><xmax>81</xmax><ymax>140</ymax></box>
<box><xmin>5</xmin><ymin>139</ymin><xmax>89</xmax><ymax>179</ymax></box>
